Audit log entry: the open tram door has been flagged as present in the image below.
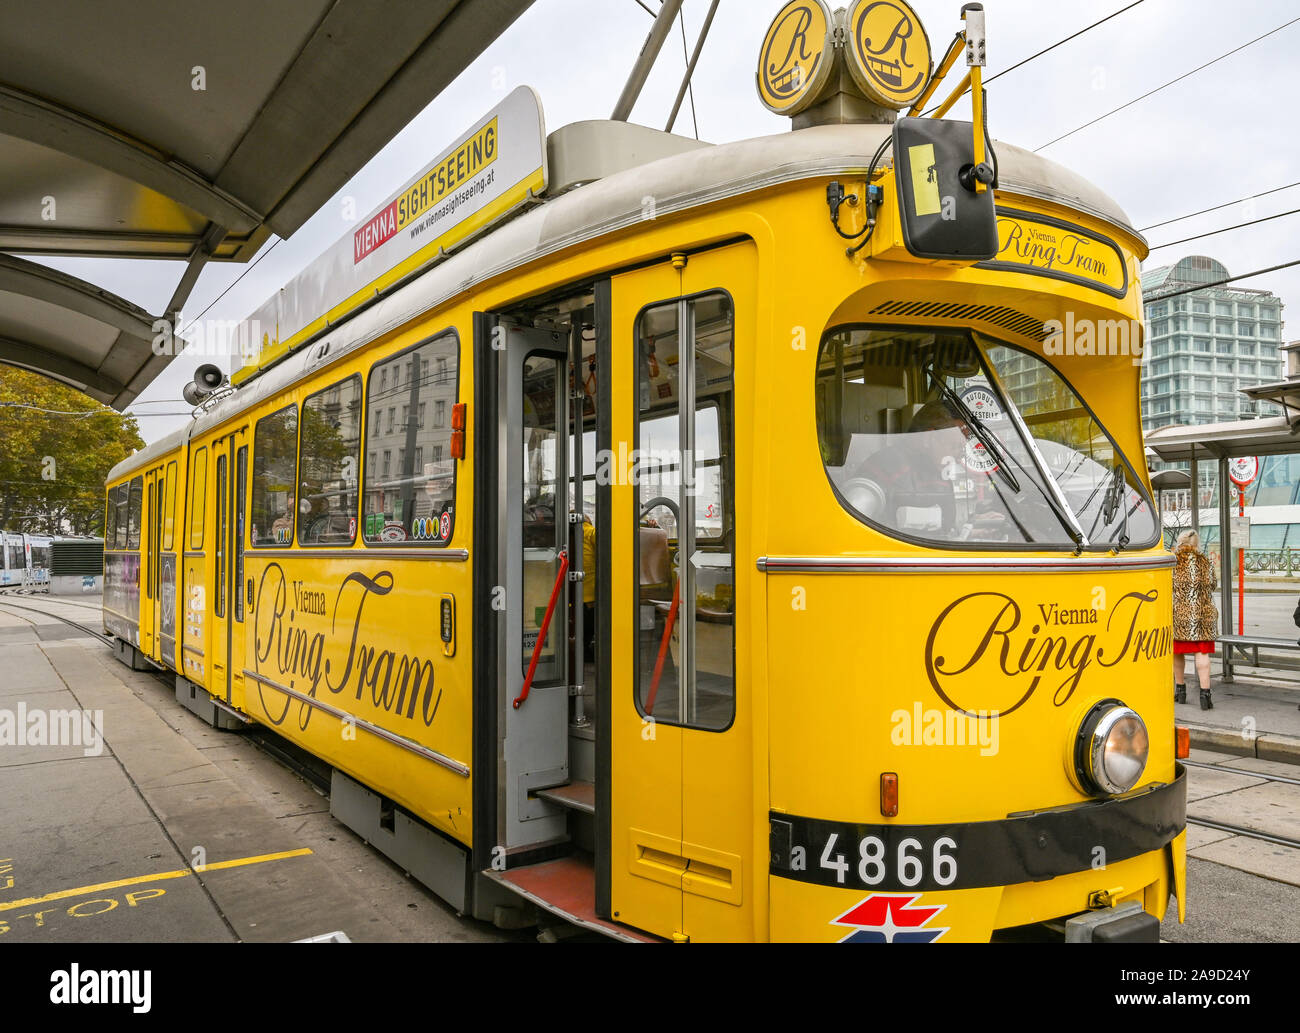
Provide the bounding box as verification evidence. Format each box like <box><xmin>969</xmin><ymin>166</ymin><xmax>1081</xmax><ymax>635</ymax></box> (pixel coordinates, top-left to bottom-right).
<box><xmin>476</xmin><ymin>293</ymin><xmax>651</xmax><ymax>939</ymax></box>
<box><xmin>475</xmin><ymin>315</ymin><xmax>576</xmax><ymax>857</ymax></box>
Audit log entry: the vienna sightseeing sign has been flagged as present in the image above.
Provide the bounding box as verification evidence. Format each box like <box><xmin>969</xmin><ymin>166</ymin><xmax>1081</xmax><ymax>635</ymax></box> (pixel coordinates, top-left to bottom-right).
<box><xmin>236</xmin><ymin>86</ymin><xmax>547</xmax><ymax>384</ymax></box>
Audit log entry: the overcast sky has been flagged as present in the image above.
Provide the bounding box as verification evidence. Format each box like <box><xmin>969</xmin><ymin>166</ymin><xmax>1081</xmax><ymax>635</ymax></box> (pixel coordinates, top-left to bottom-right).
<box><xmin>36</xmin><ymin>0</ymin><xmax>1300</xmax><ymax>444</ymax></box>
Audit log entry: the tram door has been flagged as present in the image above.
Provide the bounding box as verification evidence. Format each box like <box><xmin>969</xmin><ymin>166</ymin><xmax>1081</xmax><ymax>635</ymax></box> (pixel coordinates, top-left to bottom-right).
<box><xmin>140</xmin><ymin>463</ymin><xmax>165</xmax><ymax>662</ymax></box>
<box><xmin>610</xmin><ymin>243</ymin><xmax>754</xmax><ymax>941</ymax></box>
<box><xmin>209</xmin><ymin>427</ymin><xmax>249</xmax><ymax>706</ymax></box>
<box><xmin>497</xmin><ymin>323</ymin><xmax>572</xmax><ymax>850</ymax></box>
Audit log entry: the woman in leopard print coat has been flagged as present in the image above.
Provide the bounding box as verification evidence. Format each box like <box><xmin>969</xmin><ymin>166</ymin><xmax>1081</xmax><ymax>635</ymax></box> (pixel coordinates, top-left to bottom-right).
<box><xmin>1172</xmin><ymin>530</ymin><xmax>1217</xmax><ymax>709</ymax></box>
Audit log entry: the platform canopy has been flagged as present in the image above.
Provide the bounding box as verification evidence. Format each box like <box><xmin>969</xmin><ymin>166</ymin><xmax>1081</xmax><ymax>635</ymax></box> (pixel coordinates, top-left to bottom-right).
<box><xmin>1240</xmin><ymin>379</ymin><xmax>1300</xmax><ymax>429</ymax></box>
<box><xmin>0</xmin><ymin>0</ymin><xmax>535</xmax><ymax>407</ymax></box>
<box><xmin>1145</xmin><ymin>415</ymin><xmax>1300</xmax><ymax>462</ymax></box>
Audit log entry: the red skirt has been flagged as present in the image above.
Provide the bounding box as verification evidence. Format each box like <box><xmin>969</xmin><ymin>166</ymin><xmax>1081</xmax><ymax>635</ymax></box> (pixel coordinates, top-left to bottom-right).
<box><xmin>1174</xmin><ymin>640</ymin><xmax>1214</xmax><ymax>655</ymax></box>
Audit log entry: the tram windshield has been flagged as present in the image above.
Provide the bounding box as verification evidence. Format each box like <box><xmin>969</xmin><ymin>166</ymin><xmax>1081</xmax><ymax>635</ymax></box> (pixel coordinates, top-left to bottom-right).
<box><xmin>815</xmin><ymin>326</ymin><xmax>1156</xmax><ymax>550</ymax></box>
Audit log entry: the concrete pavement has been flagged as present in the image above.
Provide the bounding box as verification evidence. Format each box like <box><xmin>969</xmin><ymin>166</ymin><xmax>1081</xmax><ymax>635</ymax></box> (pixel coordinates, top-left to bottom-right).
<box><xmin>0</xmin><ymin>595</ymin><xmax>514</xmax><ymax>944</ymax></box>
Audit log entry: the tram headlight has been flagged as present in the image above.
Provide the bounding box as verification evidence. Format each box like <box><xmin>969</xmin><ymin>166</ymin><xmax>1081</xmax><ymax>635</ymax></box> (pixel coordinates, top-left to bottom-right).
<box><xmin>1074</xmin><ymin>701</ymin><xmax>1148</xmax><ymax>796</ymax></box>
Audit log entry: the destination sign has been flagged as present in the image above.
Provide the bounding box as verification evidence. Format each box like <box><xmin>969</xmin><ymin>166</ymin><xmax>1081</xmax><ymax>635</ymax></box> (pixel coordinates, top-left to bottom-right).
<box><xmin>977</xmin><ymin>208</ymin><xmax>1129</xmax><ymax>298</ymax></box>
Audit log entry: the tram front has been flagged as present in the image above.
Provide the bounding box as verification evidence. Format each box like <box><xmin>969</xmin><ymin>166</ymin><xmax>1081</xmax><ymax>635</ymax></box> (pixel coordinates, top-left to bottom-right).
<box><xmin>758</xmin><ymin>2</ymin><xmax>1184</xmax><ymax>942</ymax></box>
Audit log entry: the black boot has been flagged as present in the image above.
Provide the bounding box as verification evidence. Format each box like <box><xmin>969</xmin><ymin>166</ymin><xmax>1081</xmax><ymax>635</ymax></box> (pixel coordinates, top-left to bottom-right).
<box><xmin>1175</xmin><ymin>684</ymin><xmax>1186</xmax><ymax>704</ymax></box>
<box><xmin>1200</xmin><ymin>689</ymin><xmax>1213</xmax><ymax>711</ymax></box>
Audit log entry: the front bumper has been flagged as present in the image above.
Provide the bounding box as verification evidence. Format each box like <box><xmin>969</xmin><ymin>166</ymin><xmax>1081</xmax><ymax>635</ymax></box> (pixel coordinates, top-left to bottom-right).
<box><xmin>770</xmin><ymin>765</ymin><xmax>1186</xmax><ymax>894</ymax></box>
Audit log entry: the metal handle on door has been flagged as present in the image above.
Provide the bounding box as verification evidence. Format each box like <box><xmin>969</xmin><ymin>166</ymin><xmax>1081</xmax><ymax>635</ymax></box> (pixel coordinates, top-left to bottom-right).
<box><xmin>247</xmin><ymin>579</ymin><xmax>254</xmax><ymax>609</ymax></box>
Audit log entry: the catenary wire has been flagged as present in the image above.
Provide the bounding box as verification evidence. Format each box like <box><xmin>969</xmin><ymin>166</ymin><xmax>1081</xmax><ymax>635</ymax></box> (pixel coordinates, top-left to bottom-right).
<box><xmin>1035</xmin><ymin>16</ymin><xmax>1300</xmax><ymax>152</ymax></box>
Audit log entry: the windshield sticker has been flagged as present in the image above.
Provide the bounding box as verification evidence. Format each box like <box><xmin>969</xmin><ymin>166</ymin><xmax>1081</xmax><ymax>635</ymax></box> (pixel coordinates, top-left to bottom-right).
<box><xmin>959</xmin><ymin>385</ymin><xmax>1002</xmax><ymax>422</ymax></box>
<box><xmin>963</xmin><ymin>438</ymin><xmax>998</xmax><ymax>473</ymax></box>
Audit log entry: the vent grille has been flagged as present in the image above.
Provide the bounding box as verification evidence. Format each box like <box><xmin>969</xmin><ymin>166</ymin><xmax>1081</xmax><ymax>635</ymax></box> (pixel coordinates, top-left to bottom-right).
<box><xmin>868</xmin><ymin>300</ymin><xmax>1048</xmax><ymax>341</ymax></box>
<box><xmin>51</xmin><ymin>540</ymin><xmax>104</xmax><ymax>576</ymax></box>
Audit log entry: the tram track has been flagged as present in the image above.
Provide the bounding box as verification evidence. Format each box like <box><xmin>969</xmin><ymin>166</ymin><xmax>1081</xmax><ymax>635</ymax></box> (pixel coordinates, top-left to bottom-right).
<box><xmin>1184</xmin><ymin>816</ymin><xmax>1300</xmax><ymax>851</ymax></box>
<box><xmin>1182</xmin><ymin>757</ymin><xmax>1300</xmax><ymax>788</ymax></box>
<box><xmin>0</xmin><ymin>596</ymin><xmax>113</xmax><ymax>643</ymax></box>
<box><xmin>1182</xmin><ymin>759</ymin><xmax>1300</xmax><ymax>851</ymax></box>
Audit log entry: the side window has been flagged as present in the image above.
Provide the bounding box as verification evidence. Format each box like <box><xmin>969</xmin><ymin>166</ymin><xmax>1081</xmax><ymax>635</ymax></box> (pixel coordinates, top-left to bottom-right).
<box><xmin>298</xmin><ymin>375</ymin><xmax>362</xmax><ymax>545</ymax></box>
<box><xmin>115</xmin><ymin>483</ymin><xmax>129</xmax><ymax>550</ymax></box>
<box><xmin>126</xmin><ymin>476</ymin><xmax>143</xmax><ymax>550</ymax></box>
<box><xmin>633</xmin><ymin>294</ymin><xmax>736</xmax><ymax>731</ymax></box>
<box><xmin>216</xmin><ymin>453</ymin><xmax>227</xmax><ymax>617</ymax></box>
<box><xmin>163</xmin><ymin>461</ymin><xmax>178</xmax><ymax>550</ymax></box>
<box><xmin>189</xmin><ymin>447</ymin><xmax>208</xmax><ymax>550</ymax></box>
<box><xmin>251</xmin><ymin>405</ymin><xmax>299</xmax><ymax>547</ymax></box>
<box><xmin>362</xmin><ymin>333</ymin><xmax>459</xmax><ymax>544</ymax></box>
<box><xmin>105</xmin><ymin>485</ymin><xmax>119</xmax><ymax>549</ymax></box>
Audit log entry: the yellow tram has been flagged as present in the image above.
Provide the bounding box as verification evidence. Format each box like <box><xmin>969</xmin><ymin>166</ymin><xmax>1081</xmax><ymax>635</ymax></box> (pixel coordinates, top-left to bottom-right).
<box><xmin>103</xmin><ymin>2</ymin><xmax>1185</xmax><ymax>942</ymax></box>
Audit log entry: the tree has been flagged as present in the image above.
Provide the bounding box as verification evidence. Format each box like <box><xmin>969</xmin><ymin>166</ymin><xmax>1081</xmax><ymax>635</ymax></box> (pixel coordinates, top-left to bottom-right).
<box><xmin>0</xmin><ymin>368</ymin><xmax>145</xmax><ymax>536</ymax></box>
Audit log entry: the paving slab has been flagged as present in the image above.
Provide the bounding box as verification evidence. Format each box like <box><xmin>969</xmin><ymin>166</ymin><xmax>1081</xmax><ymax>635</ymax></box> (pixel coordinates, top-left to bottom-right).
<box><xmin>1213</xmin><ymin>755</ymin><xmax>1300</xmax><ymax>779</ymax></box>
<box><xmin>1185</xmin><ymin>823</ymin><xmax>1236</xmax><ymax>850</ymax></box>
<box><xmin>1186</xmin><ymin>749</ymin><xmax>1246</xmax><ymax>765</ymax></box>
<box><xmin>1188</xmin><ymin>836</ymin><xmax>1300</xmax><ymax>889</ymax></box>
<box><xmin>1188</xmin><ymin>782</ymin><xmax>1300</xmax><ymax>842</ymax></box>
<box><xmin>0</xmin><ymin>603</ymin><xmax>512</xmax><ymax>944</ymax></box>
<box><xmin>1184</xmin><ymin>766</ymin><xmax>1267</xmax><ymax>803</ymax></box>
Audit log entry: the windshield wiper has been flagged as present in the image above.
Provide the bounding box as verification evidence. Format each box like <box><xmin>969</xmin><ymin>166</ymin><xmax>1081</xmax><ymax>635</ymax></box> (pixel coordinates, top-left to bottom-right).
<box><xmin>1102</xmin><ymin>463</ymin><xmax>1131</xmax><ymax>551</ymax></box>
<box><xmin>963</xmin><ymin>351</ymin><xmax>1089</xmax><ymax>553</ymax></box>
<box><xmin>925</xmin><ymin>370</ymin><xmax>1021</xmax><ymax>494</ymax></box>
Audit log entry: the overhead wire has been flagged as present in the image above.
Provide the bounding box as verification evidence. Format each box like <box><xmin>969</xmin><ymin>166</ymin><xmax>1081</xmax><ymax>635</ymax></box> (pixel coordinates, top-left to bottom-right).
<box><xmin>1143</xmin><ymin>259</ymin><xmax>1300</xmax><ymax>302</ymax></box>
<box><xmin>922</xmin><ymin>1</ymin><xmax>1148</xmax><ymax>115</ymax></box>
<box><xmin>1147</xmin><ymin>207</ymin><xmax>1300</xmax><ymax>252</ymax></box>
<box><xmin>1139</xmin><ymin>181</ymin><xmax>1300</xmax><ymax>233</ymax></box>
<box><xmin>984</xmin><ymin>1</ymin><xmax>1146</xmax><ymax>85</ymax></box>
<box><xmin>1035</xmin><ymin>16</ymin><xmax>1300</xmax><ymax>152</ymax></box>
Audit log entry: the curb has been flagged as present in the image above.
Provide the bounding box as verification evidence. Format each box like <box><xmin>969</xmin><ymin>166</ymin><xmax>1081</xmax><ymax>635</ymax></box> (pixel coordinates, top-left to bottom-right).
<box><xmin>1185</xmin><ymin>724</ymin><xmax>1300</xmax><ymax>765</ymax></box>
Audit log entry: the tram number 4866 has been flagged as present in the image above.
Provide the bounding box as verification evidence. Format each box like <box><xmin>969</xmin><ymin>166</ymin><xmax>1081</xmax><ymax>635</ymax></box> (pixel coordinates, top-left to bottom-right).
<box><xmin>819</xmin><ymin>833</ymin><xmax>958</xmax><ymax>888</ymax></box>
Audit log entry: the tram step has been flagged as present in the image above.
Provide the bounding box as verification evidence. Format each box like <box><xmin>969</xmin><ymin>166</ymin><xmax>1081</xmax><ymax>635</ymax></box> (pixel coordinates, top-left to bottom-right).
<box><xmin>532</xmin><ymin>779</ymin><xmax>595</xmax><ymax>815</ymax></box>
<box><xmin>484</xmin><ymin>854</ymin><xmax>660</xmax><ymax>943</ymax></box>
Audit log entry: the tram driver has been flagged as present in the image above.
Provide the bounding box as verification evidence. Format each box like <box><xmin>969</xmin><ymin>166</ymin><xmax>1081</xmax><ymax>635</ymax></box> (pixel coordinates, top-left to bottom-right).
<box><xmin>841</xmin><ymin>399</ymin><xmax>1009</xmax><ymax>541</ymax></box>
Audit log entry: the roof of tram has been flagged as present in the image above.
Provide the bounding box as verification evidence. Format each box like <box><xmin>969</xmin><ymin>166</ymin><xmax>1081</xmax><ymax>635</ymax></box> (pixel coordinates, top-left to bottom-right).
<box><xmin>0</xmin><ymin>0</ymin><xmax>535</xmax><ymax>408</ymax></box>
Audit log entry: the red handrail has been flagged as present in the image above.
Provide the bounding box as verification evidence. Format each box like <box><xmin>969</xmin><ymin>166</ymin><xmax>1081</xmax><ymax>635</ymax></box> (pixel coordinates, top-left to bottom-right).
<box><xmin>514</xmin><ymin>548</ymin><xmax>569</xmax><ymax>709</ymax></box>
<box><xmin>645</xmin><ymin>579</ymin><xmax>681</xmax><ymax>714</ymax></box>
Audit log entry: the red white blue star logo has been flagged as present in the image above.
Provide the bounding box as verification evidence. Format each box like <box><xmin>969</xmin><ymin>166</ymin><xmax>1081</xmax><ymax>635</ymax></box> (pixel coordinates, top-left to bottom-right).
<box><xmin>832</xmin><ymin>894</ymin><xmax>949</xmax><ymax>943</ymax></box>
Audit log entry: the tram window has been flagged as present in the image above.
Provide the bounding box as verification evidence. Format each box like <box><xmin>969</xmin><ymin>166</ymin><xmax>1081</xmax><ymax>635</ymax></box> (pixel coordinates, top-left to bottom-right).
<box><xmin>115</xmin><ymin>483</ymin><xmax>129</xmax><ymax>550</ymax></box>
<box><xmin>105</xmin><ymin>485</ymin><xmax>119</xmax><ymax>549</ymax></box>
<box><xmin>634</xmin><ymin>294</ymin><xmax>735</xmax><ymax>731</ymax></box>
<box><xmin>126</xmin><ymin>476</ymin><xmax>143</xmax><ymax>550</ymax></box>
<box><xmin>815</xmin><ymin>326</ymin><xmax>1157</xmax><ymax>550</ymax></box>
<box><xmin>251</xmin><ymin>405</ymin><xmax>299</xmax><ymax>547</ymax></box>
<box><xmin>189</xmin><ymin>448</ymin><xmax>208</xmax><ymax>550</ymax></box>
<box><xmin>163</xmin><ymin>461</ymin><xmax>177</xmax><ymax>550</ymax></box>
<box><xmin>362</xmin><ymin>332</ymin><xmax>459</xmax><ymax>545</ymax></box>
<box><xmin>298</xmin><ymin>375</ymin><xmax>362</xmax><ymax>546</ymax></box>
<box><xmin>235</xmin><ymin>446</ymin><xmax>247</xmax><ymax>622</ymax></box>
<box><xmin>216</xmin><ymin>454</ymin><xmax>227</xmax><ymax>617</ymax></box>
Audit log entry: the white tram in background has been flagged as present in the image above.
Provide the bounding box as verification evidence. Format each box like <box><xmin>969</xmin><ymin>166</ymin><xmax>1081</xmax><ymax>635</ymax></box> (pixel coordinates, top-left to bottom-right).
<box><xmin>0</xmin><ymin>532</ymin><xmax>53</xmax><ymax>589</ymax></box>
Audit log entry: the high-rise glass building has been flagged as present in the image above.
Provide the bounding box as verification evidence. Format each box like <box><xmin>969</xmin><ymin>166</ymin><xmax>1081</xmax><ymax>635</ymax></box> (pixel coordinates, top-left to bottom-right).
<box><xmin>1140</xmin><ymin>255</ymin><xmax>1284</xmax><ymax>432</ymax></box>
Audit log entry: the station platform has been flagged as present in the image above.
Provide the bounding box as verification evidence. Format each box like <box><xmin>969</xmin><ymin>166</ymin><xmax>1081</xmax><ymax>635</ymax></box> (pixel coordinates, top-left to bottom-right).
<box><xmin>0</xmin><ymin>593</ymin><xmax>513</xmax><ymax>943</ymax></box>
